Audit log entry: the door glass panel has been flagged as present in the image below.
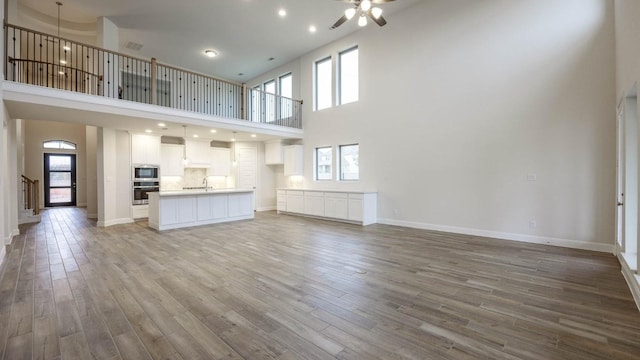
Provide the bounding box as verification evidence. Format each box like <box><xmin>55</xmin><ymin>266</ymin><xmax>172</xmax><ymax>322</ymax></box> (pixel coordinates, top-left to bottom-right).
<box><xmin>50</xmin><ymin>172</ymin><xmax>71</xmax><ymax>187</ymax></box>
<box><xmin>50</xmin><ymin>188</ymin><xmax>71</xmax><ymax>203</ymax></box>
<box><xmin>49</xmin><ymin>155</ymin><xmax>71</xmax><ymax>170</ymax></box>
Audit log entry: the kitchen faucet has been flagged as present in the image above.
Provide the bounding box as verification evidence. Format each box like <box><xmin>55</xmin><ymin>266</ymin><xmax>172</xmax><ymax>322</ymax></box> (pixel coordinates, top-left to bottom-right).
<box><xmin>203</xmin><ymin>177</ymin><xmax>208</xmax><ymax>191</ymax></box>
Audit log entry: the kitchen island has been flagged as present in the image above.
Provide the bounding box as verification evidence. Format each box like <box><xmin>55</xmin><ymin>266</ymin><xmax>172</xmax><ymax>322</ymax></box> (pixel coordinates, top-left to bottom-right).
<box><xmin>148</xmin><ymin>189</ymin><xmax>254</xmax><ymax>231</ymax></box>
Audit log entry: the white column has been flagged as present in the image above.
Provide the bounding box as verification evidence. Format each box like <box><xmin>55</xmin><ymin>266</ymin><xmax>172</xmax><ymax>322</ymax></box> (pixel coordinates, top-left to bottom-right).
<box><xmin>86</xmin><ymin>126</ymin><xmax>98</xmax><ymax>219</ymax></box>
<box><xmin>96</xmin><ymin>17</ymin><xmax>120</xmax><ymax>98</ymax></box>
<box><xmin>7</xmin><ymin>118</ymin><xmax>19</xmax><ymax>237</ymax></box>
<box><xmin>97</xmin><ymin>127</ymin><xmax>117</xmax><ymax>227</ymax></box>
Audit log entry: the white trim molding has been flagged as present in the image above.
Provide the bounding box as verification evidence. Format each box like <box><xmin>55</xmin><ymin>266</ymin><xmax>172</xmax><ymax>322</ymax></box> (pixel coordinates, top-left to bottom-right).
<box><xmin>377</xmin><ymin>218</ymin><xmax>615</xmax><ymax>253</ymax></box>
<box><xmin>97</xmin><ymin>218</ymin><xmax>134</xmax><ymax>228</ymax></box>
<box><xmin>256</xmin><ymin>206</ymin><xmax>276</xmax><ymax>212</ymax></box>
<box><xmin>615</xmin><ymin>245</ymin><xmax>640</xmax><ymax>312</ymax></box>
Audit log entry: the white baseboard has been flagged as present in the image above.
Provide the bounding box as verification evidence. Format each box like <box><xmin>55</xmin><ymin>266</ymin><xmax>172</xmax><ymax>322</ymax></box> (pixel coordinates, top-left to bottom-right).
<box><xmin>377</xmin><ymin>218</ymin><xmax>615</xmax><ymax>253</ymax></box>
<box><xmin>0</xmin><ymin>244</ymin><xmax>6</xmax><ymax>271</ymax></box>
<box><xmin>4</xmin><ymin>232</ymin><xmax>14</xmax><ymax>246</ymax></box>
<box><xmin>97</xmin><ymin>218</ymin><xmax>134</xmax><ymax>227</ymax></box>
<box><xmin>12</xmin><ymin>228</ymin><xmax>20</xmax><ymax>237</ymax></box>
<box><xmin>615</xmin><ymin>245</ymin><xmax>640</xmax><ymax>312</ymax></box>
<box><xmin>256</xmin><ymin>206</ymin><xmax>276</xmax><ymax>212</ymax></box>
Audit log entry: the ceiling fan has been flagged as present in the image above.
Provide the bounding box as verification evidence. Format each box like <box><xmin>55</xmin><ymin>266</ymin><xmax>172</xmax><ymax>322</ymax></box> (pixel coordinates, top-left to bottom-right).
<box><xmin>331</xmin><ymin>0</ymin><xmax>395</xmax><ymax>29</ymax></box>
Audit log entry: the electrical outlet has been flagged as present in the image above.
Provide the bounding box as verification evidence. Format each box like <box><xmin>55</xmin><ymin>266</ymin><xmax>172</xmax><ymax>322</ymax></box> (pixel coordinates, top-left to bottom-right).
<box><xmin>529</xmin><ymin>220</ymin><xmax>537</xmax><ymax>229</ymax></box>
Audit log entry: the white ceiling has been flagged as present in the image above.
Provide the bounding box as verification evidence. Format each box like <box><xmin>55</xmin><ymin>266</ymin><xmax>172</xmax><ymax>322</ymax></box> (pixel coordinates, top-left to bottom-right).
<box><xmin>18</xmin><ymin>0</ymin><xmax>421</xmax><ymax>83</ymax></box>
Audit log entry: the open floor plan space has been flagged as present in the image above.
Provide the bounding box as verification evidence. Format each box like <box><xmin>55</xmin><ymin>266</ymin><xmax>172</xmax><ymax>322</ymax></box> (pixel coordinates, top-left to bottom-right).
<box><xmin>0</xmin><ymin>208</ymin><xmax>638</xmax><ymax>359</ymax></box>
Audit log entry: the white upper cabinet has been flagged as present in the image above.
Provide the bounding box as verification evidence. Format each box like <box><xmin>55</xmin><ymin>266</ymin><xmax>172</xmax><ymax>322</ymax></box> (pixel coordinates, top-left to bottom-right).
<box><xmin>161</xmin><ymin>144</ymin><xmax>184</xmax><ymax>176</ymax></box>
<box><xmin>265</xmin><ymin>140</ymin><xmax>285</xmax><ymax>165</ymax></box>
<box><xmin>185</xmin><ymin>140</ymin><xmax>211</xmax><ymax>167</ymax></box>
<box><xmin>131</xmin><ymin>134</ymin><xmax>161</xmax><ymax>165</ymax></box>
<box><xmin>283</xmin><ymin>145</ymin><xmax>303</xmax><ymax>176</ymax></box>
<box><xmin>209</xmin><ymin>147</ymin><xmax>231</xmax><ymax>176</ymax></box>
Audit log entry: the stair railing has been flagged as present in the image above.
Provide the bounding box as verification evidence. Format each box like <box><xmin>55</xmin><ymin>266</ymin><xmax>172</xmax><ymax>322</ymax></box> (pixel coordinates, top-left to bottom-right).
<box><xmin>21</xmin><ymin>175</ymin><xmax>40</xmax><ymax>215</ymax></box>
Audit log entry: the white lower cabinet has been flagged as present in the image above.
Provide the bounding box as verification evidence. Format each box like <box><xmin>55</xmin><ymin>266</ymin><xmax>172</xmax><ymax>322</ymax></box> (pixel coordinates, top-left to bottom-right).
<box><xmin>132</xmin><ymin>205</ymin><xmax>149</xmax><ymax>219</ymax></box>
<box><xmin>348</xmin><ymin>194</ymin><xmax>364</xmax><ymax>222</ymax></box>
<box><xmin>286</xmin><ymin>190</ymin><xmax>304</xmax><ymax>213</ymax></box>
<box><xmin>276</xmin><ymin>190</ymin><xmax>287</xmax><ymax>212</ymax></box>
<box><xmin>324</xmin><ymin>193</ymin><xmax>348</xmax><ymax>219</ymax></box>
<box><xmin>196</xmin><ymin>195</ymin><xmax>228</xmax><ymax>221</ymax></box>
<box><xmin>304</xmin><ymin>192</ymin><xmax>325</xmax><ymax>216</ymax></box>
<box><xmin>228</xmin><ymin>192</ymin><xmax>253</xmax><ymax>217</ymax></box>
<box><xmin>277</xmin><ymin>189</ymin><xmax>377</xmax><ymax>225</ymax></box>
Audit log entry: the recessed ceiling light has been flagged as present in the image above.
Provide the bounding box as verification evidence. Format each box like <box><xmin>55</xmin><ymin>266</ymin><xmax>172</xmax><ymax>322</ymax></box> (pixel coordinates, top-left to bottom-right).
<box><xmin>238</xmin><ymin>73</ymin><xmax>244</xmax><ymax>76</ymax></box>
<box><xmin>59</xmin><ymin>59</ymin><xmax>67</xmax><ymax>65</ymax></box>
<box><xmin>278</xmin><ymin>9</ymin><xmax>287</xmax><ymax>17</ymax></box>
<box><xmin>251</xmin><ymin>134</ymin><xmax>256</xmax><ymax>138</ymax></box>
<box><xmin>193</xmin><ymin>134</ymin><xmax>199</xmax><ymax>138</ymax></box>
<box><xmin>210</xmin><ymin>129</ymin><xmax>217</xmax><ymax>133</ymax></box>
<box><xmin>204</xmin><ymin>49</ymin><xmax>218</xmax><ymax>58</ymax></box>
<box><xmin>145</xmin><ymin>129</ymin><xmax>152</xmax><ymax>133</ymax></box>
<box><xmin>309</xmin><ymin>25</ymin><xmax>317</xmax><ymax>33</ymax></box>
<box><xmin>157</xmin><ymin>123</ymin><xmax>166</xmax><ymax>127</ymax></box>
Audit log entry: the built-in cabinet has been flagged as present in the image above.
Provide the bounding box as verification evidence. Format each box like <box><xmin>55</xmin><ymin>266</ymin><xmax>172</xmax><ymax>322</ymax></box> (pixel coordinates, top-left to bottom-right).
<box><xmin>277</xmin><ymin>189</ymin><xmax>377</xmax><ymax>225</ymax></box>
<box><xmin>131</xmin><ymin>134</ymin><xmax>161</xmax><ymax>165</ymax></box>
<box><xmin>283</xmin><ymin>145</ymin><xmax>303</xmax><ymax>176</ymax></box>
<box><xmin>185</xmin><ymin>140</ymin><xmax>211</xmax><ymax>167</ymax></box>
<box><xmin>161</xmin><ymin>144</ymin><xmax>185</xmax><ymax>176</ymax></box>
<box><xmin>265</xmin><ymin>140</ymin><xmax>286</xmax><ymax>165</ymax></box>
<box><xmin>209</xmin><ymin>147</ymin><xmax>231</xmax><ymax>176</ymax></box>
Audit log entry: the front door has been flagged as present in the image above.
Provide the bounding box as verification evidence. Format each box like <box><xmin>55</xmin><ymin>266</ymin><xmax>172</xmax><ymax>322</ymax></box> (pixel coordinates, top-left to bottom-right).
<box><xmin>44</xmin><ymin>153</ymin><xmax>77</xmax><ymax>207</ymax></box>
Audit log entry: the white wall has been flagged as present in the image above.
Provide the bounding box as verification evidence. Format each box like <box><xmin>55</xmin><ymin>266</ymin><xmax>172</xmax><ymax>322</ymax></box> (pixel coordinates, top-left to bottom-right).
<box><xmin>263</xmin><ymin>0</ymin><xmax>616</xmax><ymax>250</ymax></box>
<box><xmin>24</xmin><ymin>119</ymin><xmax>88</xmax><ymax>207</ymax></box>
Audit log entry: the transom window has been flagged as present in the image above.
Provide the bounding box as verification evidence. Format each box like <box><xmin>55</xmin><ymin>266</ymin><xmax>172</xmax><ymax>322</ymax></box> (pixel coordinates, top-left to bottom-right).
<box><xmin>43</xmin><ymin>140</ymin><xmax>76</xmax><ymax>150</ymax></box>
<box><xmin>338</xmin><ymin>46</ymin><xmax>359</xmax><ymax>105</ymax></box>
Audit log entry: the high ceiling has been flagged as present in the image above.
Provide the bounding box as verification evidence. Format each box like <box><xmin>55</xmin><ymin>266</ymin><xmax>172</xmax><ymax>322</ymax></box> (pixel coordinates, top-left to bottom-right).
<box><xmin>17</xmin><ymin>0</ymin><xmax>420</xmax><ymax>83</ymax></box>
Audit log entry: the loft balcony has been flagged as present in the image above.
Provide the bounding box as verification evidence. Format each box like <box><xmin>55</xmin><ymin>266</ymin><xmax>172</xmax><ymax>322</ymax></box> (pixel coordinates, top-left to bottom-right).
<box><xmin>3</xmin><ymin>23</ymin><xmax>303</xmax><ymax>132</ymax></box>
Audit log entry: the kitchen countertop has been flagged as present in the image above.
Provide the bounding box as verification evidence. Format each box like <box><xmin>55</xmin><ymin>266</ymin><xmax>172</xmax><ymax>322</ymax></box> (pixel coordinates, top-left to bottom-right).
<box><xmin>277</xmin><ymin>188</ymin><xmax>377</xmax><ymax>193</ymax></box>
<box><xmin>154</xmin><ymin>188</ymin><xmax>254</xmax><ymax>196</ymax></box>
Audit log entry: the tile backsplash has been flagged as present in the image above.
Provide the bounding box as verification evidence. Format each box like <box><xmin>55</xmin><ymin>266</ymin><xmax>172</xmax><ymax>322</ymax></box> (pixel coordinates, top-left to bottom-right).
<box><xmin>161</xmin><ymin>168</ymin><xmax>232</xmax><ymax>190</ymax></box>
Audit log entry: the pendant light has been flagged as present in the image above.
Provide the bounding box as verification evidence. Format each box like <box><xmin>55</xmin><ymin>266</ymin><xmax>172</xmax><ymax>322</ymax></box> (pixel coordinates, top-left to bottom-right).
<box><xmin>231</xmin><ymin>132</ymin><xmax>237</xmax><ymax>167</ymax></box>
<box><xmin>182</xmin><ymin>125</ymin><xmax>190</xmax><ymax>166</ymax></box>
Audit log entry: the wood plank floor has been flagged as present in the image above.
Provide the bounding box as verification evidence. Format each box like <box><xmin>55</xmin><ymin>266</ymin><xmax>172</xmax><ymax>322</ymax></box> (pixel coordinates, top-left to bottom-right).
<box><xmin>0</xmin><ymin>207</ymin><xmax>639</xmax><ymax>359</ymax></box>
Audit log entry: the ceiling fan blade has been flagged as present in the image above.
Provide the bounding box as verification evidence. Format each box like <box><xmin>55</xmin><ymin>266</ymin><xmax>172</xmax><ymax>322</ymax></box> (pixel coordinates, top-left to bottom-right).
<box><xmin>369</xmin><ymin>12</ymin><xmax>387</xmax><ymax>27</ymax></box>
<box><xmin>331</xmin><ymin>15</ymin><xmax>349</xmax><ymax>29</ymax></box>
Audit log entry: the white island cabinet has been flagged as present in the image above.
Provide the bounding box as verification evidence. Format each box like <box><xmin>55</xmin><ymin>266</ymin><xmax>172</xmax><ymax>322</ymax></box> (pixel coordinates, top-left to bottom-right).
<box><xmin>148</xmin><ymin>189</ymin><xmax>253</xmax><ymax>231</ymax></box>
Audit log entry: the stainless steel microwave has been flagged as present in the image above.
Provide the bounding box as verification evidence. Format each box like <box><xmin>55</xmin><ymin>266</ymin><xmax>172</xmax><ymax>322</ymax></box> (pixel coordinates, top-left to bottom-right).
<box><xmin>133</xmin><ymin>165</ymin><xmax>159</xmax><ymax>180</ymax></box>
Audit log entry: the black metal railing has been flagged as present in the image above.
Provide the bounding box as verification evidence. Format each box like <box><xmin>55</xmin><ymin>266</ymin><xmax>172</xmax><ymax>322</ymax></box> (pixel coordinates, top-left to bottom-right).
<box><xmin>4</xmin><ymin>23</ymin><xmax>302</xmax><ymax>129</ymax></box>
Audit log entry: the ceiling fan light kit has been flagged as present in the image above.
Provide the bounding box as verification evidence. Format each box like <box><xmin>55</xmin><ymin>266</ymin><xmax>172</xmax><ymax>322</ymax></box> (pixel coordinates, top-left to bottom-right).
<box><xmin>331</xmin><ymin>0</ymin><xmax>393</xmax><ymax>30</ymax></box>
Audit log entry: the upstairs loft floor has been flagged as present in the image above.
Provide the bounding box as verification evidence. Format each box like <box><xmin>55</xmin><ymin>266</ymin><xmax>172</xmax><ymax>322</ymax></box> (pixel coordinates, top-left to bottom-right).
<box><xmin>2</xmin><ymin>81</ymin><xmax>304</xmax><ymax>140</ymax></box>
<box><xmin>0</xmin><ymin>207</ymin><xmax>638</xmax><ymax>359</ymax></box>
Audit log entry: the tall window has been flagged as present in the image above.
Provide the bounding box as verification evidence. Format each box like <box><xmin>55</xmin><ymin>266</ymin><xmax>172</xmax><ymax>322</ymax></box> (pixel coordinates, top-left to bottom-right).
<box><xmin>339</xmin><ymin>46</ymin><xmax>359</xmax><ymax>105</ymax></box>
<box><xmin>264</xmin><ymin>80</ymin><xmax>276</xmax><ymax>122</ymax></box>
<box><xmin>315</xmin><ymin>57</ymin><xmax>332</xmax><ymax>111</ymax></box>
<box><xmin>279</xmin><ymin>73</ymin><xmax>293</xmax><ymax>119</ymax></box>
<box><xmin>315</xmin><ymin>147</ymin><xmax>333</xmax><ymax>180</ymax></box>
<box><xmin>340</xmin><ymin>144</ymin><xmax>359</xmax><ymax>181</ymax></box>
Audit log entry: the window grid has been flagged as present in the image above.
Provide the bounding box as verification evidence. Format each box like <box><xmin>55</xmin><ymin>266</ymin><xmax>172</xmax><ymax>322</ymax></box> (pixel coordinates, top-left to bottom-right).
<box><xmin>315</xmin><ymin>146</ymin><xmax>333</xmax><ymax>180</ymax></box>
<box><xmin>340</xmin><ymin>144</ymin><xmax>359</xmax><ymax>181</ymax></box>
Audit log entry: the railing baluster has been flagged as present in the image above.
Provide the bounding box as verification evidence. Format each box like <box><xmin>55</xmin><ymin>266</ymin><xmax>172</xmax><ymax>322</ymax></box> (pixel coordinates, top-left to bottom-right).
<box><xmin>3</xmin><ymin>23</ymin><xmax>302</xmax><ymax>129</ymax></box>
